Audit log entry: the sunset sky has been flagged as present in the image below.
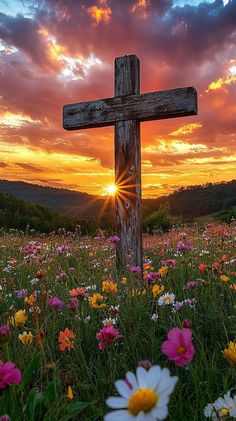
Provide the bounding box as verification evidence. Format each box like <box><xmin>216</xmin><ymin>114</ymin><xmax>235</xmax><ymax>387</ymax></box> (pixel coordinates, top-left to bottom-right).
<box><xmin>0</xmin><ymin>0</ymin><xmax>235</xmax><ymax>198</ymax></box>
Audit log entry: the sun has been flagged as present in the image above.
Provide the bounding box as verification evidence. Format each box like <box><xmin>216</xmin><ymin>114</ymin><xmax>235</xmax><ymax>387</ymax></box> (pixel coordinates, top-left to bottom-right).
<box><xmin>104</xmin><ymin>183</ymin><xmax>118</xmax><ymax>196</ymax></box>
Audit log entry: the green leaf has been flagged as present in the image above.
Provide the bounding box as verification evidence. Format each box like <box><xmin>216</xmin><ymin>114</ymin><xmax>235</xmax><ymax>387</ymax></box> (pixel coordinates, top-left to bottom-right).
<box><xmin>24</xmin><ymin>389</ymin><xmax>44</xmax><ymax>421</ymax></box>
<box><xmin>43</xmin><ymin>378</ymin><xmax>60</xmax><ymax>408</ymax></box>
<box><xmin>20</xmin><ymin>353</ymin><xmax>42</xmax><ymax>391</ymax></box>
<box><xmin>68</xmin><ymin>401</ymin><xmax>90</xmax><ymax>413</ymax></box>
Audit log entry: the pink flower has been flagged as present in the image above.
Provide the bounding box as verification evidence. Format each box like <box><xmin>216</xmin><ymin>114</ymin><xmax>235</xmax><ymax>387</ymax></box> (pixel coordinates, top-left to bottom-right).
<box><xmin>0</xmin><ymin>361</ymin><xmax>21</xmax><ymax>389</ymax></box>
<box><xmin>67</xmin><ymin>297</ymin><xmax>79</xmax><ymax>310</ymax></box>
<box><xmin>96</xmin><ymin>326</ymin><xmax>122</xmax><ymax>350</ymax></box>
<box><xmin>107</xmin><ymin>236</ymin><xmax>120</xmax><ymax>246</ymax></box>
<box><xmin>161</xmin><ymin>328</ymin><xmax>195</xmax><ymax>367</ymax></box>
<box><xmin>128</xmin><ymin>265</ymin><xmax>141</xmax><ymax>274</ymax></box>
<box><xmin>138</xmin><ymin>359</ymin><xmax>152</xmax><ymax>369</ymax></box>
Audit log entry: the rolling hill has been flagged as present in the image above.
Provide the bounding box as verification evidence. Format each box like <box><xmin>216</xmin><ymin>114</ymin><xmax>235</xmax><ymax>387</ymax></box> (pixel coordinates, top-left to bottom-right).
<box><xmin>0</xmin><ymin>179</ymin><xmax>236</xmax><ymax>223</ymax></box>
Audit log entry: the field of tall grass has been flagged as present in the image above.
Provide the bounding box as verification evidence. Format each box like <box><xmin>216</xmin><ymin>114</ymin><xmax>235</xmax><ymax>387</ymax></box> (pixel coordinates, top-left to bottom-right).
<box><xmin>0</xmin><ymin>223</ymin><xmax>235</xmax><ymax>420</ymax></box>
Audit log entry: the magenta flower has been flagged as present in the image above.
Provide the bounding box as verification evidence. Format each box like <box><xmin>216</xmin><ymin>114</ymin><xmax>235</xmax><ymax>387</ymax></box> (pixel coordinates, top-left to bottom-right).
<box><xmin>107</xmin><ymin>236</ymin><xmax>120</xmax><ymax>246</ymax></box>
<box><xmin>0</xmin><ymin>415</ymin><xmax>10</xmax><ymax>421</ymax></box>
<box><xmin>67</xmin><ymin>297</ymin><xmax>79</xmax><ymax>310</ymax></box>
<box><xmin>146</xmin><ymin>272</ymin><xmax>161</xmax><ymax>284</ymax></box>
<box><xmin>161</xmin><ymin>328</ymin><xmax>195</xmax><ymax>367</ymax></box>
<box><xmin>48</xmin><ymin>296</ymin><xmax>64</xmax><ymax>309</ymax></box>
<box><xmin>96</xmin><ymin>326</ymin><xmax>122</xmax><ymax>350</ymax></box>
<box><xmin>182</xmin><ymin>319</ymin><xmax>191</xmax><ymax>328</ymax></box>
<box><xmin>0</xmin><ymin>361</ymin><xmax>21</xmax><ymax>389</ymax></box>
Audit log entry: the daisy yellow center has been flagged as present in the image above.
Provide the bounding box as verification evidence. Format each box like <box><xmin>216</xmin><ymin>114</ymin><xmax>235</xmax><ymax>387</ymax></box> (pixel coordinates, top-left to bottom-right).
<box><xmin>163</xmin><ymin>296</ymin><xmax>171</xmax><ymax>303</ymax></box>
<box><xmin>177</xmin><ymin>345</ymin><xmax>186</xmax><ymax>355</ymax></box>
<box><xmin>220</xmin><ymin>408</ymin><xmax>229</xmax><ymax>416</ymax></box>
<box><xmin>127</xmin><ymin>387</ymin><xmax>159</xmax><ymax>416</ymax></box>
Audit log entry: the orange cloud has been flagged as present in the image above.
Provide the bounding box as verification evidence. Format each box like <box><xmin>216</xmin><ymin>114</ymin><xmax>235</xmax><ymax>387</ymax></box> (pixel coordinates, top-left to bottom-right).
<box><xmin>131</xmin><ymin>0</ymin><xmax>150</xmax><ymax>13</ymax></box>
<box><xmin>206</xmin><ymin>75</ymin><xmax>236</xmax><ymax>92</ymax></box>
<box><xmin>169</xmin><ymin>123</ymin><xmax>202</xmax><ymax>137</ymax></box>
<box><xmin>87</xmin><ymin>5</ymin><xmax>112</xmax><ymax>24</ymax></box>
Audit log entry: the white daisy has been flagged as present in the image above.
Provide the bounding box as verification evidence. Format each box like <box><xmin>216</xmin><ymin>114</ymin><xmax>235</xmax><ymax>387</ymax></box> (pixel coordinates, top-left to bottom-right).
<box><xmin>104</xmin><ymin>365</ymin><xmax>178</xmax><ymax>420</ymax></box>
<box><xmin>203</xmin><ymin>403</ymin><xmax>217</xmax><ymax>420</ymax></box>
<box><xmin>158</xmin><ymin>293</ymin><xmax>175</xmax><ymax>306</ymax></box>
<box><xmin>213</xmin><ymin>391</ymin><xmax>236</xmax><ymax>418</ymax></box>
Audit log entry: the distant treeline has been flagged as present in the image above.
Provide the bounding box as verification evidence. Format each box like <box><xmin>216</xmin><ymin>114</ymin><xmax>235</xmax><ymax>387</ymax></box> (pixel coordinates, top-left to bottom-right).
<box><xmin>143</xmin><ymin>180</ymin><xmax>236</xmax><ymax>221</ymax></box>
<box><xmin>0</xmin><ymin>192</ymin><xmax>87</xmax><ymax>234</ymax></box>
<box><xmin>0</xmin><ymin>180</ymin><xmax>236</xmax><ymax>233</ymax></box>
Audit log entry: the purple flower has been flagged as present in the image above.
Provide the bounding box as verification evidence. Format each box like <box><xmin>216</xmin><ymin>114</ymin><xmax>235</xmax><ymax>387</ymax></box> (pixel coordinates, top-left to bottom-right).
<box><xmin>128</xmin><ymin>265</ymin><xmax>141</xmax><ymax>274</ymax></box>
<box><xmin>177</xmin><ymin>240</ymin><xmax>191</xmax><ymax>252</ymax></box>
<box><xmin>186</xmin><ymin>280</ymin><xmax>198</xmax><ymax>288</ymax></box>
<box><xmin>185</xmin><ymin>298</ymin><xmax>197</xmax><ymax>308</ymax></box>
<box><xmin>146</xmin><ymin>272</ymin><xmax>161</xmax><ymax>284</ymax></box>
<box><xmin>48</xmin><ymin>297</ymin><xmax>64</xmax><ymax>309</ymax></box>
<box><xmin>173</xmin><ymin>301</ymin><xmax>184</xmax><ymax>312</ymax></box>
<box><xmin>0</xmin><ymin>326</ymin><xmax>11</xmax><ymax>346</ymax></box>
<box><xmin>0</xmin><ymin>361</ymin><xmax>21</xmax><ymax>389</ymax></box>
<box><xmin>15</xmin><ymin>289</ymin><xmax>28</xmax><ymax>298</ymax></box>
<box><xmin>107</xmin><ymin>236</ymin><xmax>120</xmax><ymax>246</ymax></box>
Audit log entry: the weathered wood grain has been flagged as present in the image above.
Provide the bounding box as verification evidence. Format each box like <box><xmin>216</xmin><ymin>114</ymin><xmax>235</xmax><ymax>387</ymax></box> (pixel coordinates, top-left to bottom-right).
<box><xmin>63</xmin><ymin>86</ymin><xmax>198</xmax><ymax>130</ymax></box>
<box><xmin>62</xmin><ymin>53</ymin><xmax>198</xmax><ymax>274</ymax></box>
<box><xmin>114</xmin><ymin>55</ymin><xmax>142</xmax><ymax>270</ymax></box>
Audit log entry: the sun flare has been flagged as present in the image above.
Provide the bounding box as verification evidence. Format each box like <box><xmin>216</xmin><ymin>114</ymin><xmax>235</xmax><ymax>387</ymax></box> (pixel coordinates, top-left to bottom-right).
<box><xmin>104</xmin><ymin>183</ymin><xmax>118</xmax><ymax>196</ymax></box>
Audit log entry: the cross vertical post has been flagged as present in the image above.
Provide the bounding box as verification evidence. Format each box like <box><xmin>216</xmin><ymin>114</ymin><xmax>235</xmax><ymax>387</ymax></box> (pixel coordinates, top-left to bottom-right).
<box><xmin>63</xmin><ymin>54</ymin><xmax>198</xmax><ymax>275</ymax></box>
<box><xmin>114</xmin><ymin>55</ymin><xmax>142</xmax><ymax>271</ymax></box>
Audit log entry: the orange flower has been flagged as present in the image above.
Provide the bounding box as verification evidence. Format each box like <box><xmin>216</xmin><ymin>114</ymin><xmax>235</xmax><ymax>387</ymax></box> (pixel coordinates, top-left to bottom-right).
<box><xmin>230</xmin><ymin>284</ymin><xmax>236</xmax><ymax>291</ymax></box>
<box><xmin>58</xmin><ymin>328</ymin><xmax>75</xmax><ymax>351</ymax></box>
<box><xmin>69</xmin><ymin>287</ymin><xmax>86</xmax><ymax>297</ymax></box>
<box><xmin>24</xmin><ymin>294</ymin><xmax>36</xmax><ymax>306</ymax></box>
<box><xmin>198</xmin><ymin>263</ymin><xmax>207</xmax><ymax>273</ymax></box>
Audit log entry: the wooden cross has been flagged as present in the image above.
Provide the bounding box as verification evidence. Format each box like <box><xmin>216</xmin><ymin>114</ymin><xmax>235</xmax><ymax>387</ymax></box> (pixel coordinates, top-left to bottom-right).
<box><xmin>63</xmin><ymin>54</ymin><xmax>197</xmax><ymax>271</ymax></box>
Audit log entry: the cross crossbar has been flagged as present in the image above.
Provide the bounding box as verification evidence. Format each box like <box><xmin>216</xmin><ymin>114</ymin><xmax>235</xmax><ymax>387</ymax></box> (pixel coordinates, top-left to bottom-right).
<box><xmin>63</xmin><ymin>54</ymin><xmax>198</xmax><ymax>273</ymax></box>
<box><xmin>63</xmin><ymin>87</ymin><xmax>197</xmax><ymax>130</ymax></box>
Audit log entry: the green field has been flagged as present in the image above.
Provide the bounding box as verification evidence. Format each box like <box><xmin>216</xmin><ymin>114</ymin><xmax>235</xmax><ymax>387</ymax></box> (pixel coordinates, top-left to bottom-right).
<box><xmin>0</xmin><ymin>223</ymin><xmax>235</xmax><ymax>420</ymax></box>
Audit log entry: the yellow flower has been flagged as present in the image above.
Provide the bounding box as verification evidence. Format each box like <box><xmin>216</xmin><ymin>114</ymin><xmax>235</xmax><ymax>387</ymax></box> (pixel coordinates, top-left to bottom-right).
<box><xmin>88</xmin><ymin>293</ymin><xmax>106</xmax><ymax>309</ymax></box>
<box><xmin>102</xmin><ymin>280</ymin><xmax>118</xmax><ymax>295</ymax></box>
<box><xmin>67</xmin><ymin>386</ymin><xmax>73</xmax><ymax>400</ymax></box>
<box><xmin>121</xmin><ymin>277</ymin><xmax>127</xmax><ymax>285</ymax></box>
<box><xmin>24</xmin><ymin>294</ymin><xmax>36</xmax><ymax>306</ymax></box>
<box><xmin>223</xmin><ymin>341</ymin><xmax>236</xmax><ymax>366</ymax></box>
<box><xmin>19</xmin><ymin>331</ymin><xmax>33</xmax><ymax>345</ymax></box>
<box><xmin>130</xmin><ymin>289</ymin><xmax>147</xmax><ymax>296</ymax></box>
<box><xmin>159</xmin><ymin>266</ymin><xmax>168</xmax><ymax>277</ymax></box>
<box><xmin>9</xmin><ymin>309</ymin><xmax>28</xmax><ymax>327</ymax></box>
<box><xmin>152</xmin><ymin>284</ymin><xmax>165</xmax><ymax>297</ymax></box>
<box><xmin>220</xmin><ymin>275</ymin><xmax>230</xmax><ymax>282</ymax></box>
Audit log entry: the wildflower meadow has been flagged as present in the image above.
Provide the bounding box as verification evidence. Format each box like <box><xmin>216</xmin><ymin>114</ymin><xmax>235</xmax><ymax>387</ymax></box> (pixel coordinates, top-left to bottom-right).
<box><xmin>0</xmin><ymin>223</ymin><xmax>235</xmax><ymax>420</ymax></box>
